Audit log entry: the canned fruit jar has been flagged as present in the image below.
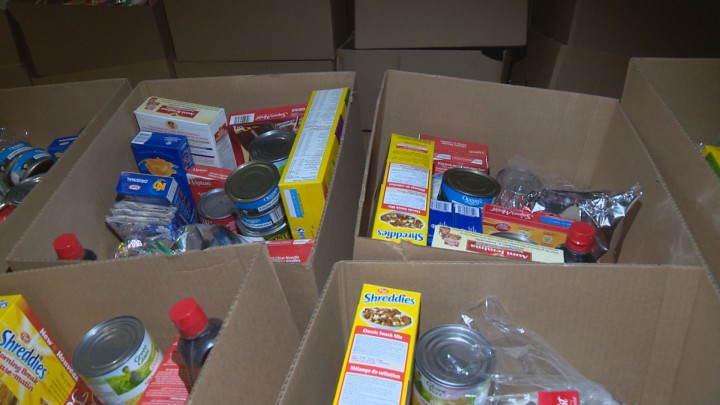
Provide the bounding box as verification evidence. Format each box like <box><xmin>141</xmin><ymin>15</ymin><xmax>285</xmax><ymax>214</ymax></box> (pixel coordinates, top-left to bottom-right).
<box><xmin>225</xmin><ymin>161</ymin><xmax>282</xmax><ymax>216</ymax></box>
<box><xmin>8</xmin><ymin>148</ymin><xmax>53</xmax><ymax>186</ymax></box>
<box><xmin>439</xmin><ymin>168</ymin><xmax>500</xmax><ymax>208</ymax></box>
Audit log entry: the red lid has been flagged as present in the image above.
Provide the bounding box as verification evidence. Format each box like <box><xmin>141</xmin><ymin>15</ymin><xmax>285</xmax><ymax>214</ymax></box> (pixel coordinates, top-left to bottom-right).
<box><xmin>53</xmin><ymin>233</ymin><xmax>84</xmax><ymax>260</ymax></box>
<box><xmin>169</xmin><ymin>298</ymin><xmax>208</xmax><ymax>338</ymax></box>
<box><xmin>566</xmin><ymin>222</ymin><xmax>596</xmax><ymax>253</ymax></box>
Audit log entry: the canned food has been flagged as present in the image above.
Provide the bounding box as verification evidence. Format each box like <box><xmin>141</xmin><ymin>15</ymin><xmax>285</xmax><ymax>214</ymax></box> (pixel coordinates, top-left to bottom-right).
<box><xmin>412</xmin><ymin>324</ymin><xmax>495</xmax><ymax>405</ymax></box>
<box><xmin>439</xmin><ymin>168</ymin><xmax>501</xmax><ymax>208</ymax></box>
<box><xmin>9</xmin><ymin>148</ymin><xmax>53</xmax><ymax>185</ymax></box>
<box><xmin>225</xmin><ymin>161</ymin><xmax>282</xmax><ymax>216</ymax></box>
<box><xmin>4</xmin><ymin>174</ymin><xmax>44</xmax><ymax>206</ymax></box>
<box><xmin>237</xmin><ymin>219</ymin><xmax>292</xmax><ymax>241</ymax></box>
<box><xmin>197</xmin><ymin>187</ymin><xmax>238</xmax><ymax>233</ymax></box>
<box><xmin>0</xmin><ymin>142</ymin><xmax>33</xmax><ymax>186</ymax></box>
<box><xmin>237</xmin><ymin>203</ymin><xmax>285</xmax><ymax>232</ymax></box>
<box><xmin>72</xmin><ymin>316</ymin><xmax>162</xmax><ymax>405</ymax></box>
<box><xmin>249</xmin><ymin>129</ymin><xmax>296</xmax><ymax>175</ymax></box>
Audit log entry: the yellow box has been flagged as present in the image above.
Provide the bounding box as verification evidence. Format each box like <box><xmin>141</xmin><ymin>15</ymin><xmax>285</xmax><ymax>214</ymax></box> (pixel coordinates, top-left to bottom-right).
<box><xmin>0</xmin><ymin>295</ymin><xmax>97</xmax><ymax>404</ymax></box>
<box><xmin>279</xmin><ymin>87</ymin><xmax>349</xmax><ymax>240</ymax></box>
<box><xmin>334</xmin><ymin>284</ymin><xmax>421</xmax><ymax>405</ymax></box>
<box><xmin>371</xmin><ymin>134</ymin><xmax>434</xmax><ymax>245</ymax></box>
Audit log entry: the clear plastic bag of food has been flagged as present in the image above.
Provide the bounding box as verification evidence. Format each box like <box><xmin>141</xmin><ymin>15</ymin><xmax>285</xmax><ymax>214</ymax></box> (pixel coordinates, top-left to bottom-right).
<box><xmin>114</xmin><ymin>223</ymin><xmax>243</xmax><ymax>258</ymax></box>
<box><xmin>460</xmin><ymin>297</ymin><xmax>620</xmax><ymax>405</ymax></box>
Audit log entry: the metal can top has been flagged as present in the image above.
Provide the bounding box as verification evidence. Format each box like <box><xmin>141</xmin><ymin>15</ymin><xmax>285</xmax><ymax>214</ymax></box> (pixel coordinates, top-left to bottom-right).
<box><xmin>225</xmin><ymin>160</ymin><xmax>280</xmax><ymax>203</ymax></box>
<box><xmin>442</xmin><ymin>168</ymin><xmax>501</xmax><ymax>199</ymax></box>
<box><xmin>249</xmin><ymin>129</ymin><xmax>295</xmax><ymax>163</ymax></box>
<box><xmin>4</xmin><ymin>173</ymin><xmax>43</xmax><ymax>205</ymax></box>
<box><xmin>415</xmin><ymin>324</ymin><xmax>495</xmax><ymax>389</ymax></box>
<box><xmin>72</xmin><ymin>316</ymin><xmax>146</xmax><ymax>377</ymax></box>
<box><xmin>197</xmin><ymin>188</ymin><xmax>235</xmax><ymax>220</ymax></box>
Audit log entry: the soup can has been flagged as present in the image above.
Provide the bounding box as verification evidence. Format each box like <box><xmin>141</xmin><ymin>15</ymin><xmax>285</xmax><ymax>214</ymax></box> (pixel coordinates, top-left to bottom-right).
<box><xmin>72</xmin><ymin>316</ymin><xmax>162</xmax><ymax>405</ymax></box>
<box><xmin>439</xmin><ymin>168</ymin><xmax>500</xmax><ymax>208</ymax></box>
<box><xmin>249</xmin><ymin>129</ymin><xmax>296</xmax><ymax>175</ymax></box>
<box><xmin>4</xmin><ymin>173</ymin><xmax>44</xmax><ymax>206</ymax></box>
<box><xmin>225</xmin><ymin>160</ymin><xmax>282</xmax><ymax>216</ymax></box>
<box><xmin>237</xmin><ymin>219</ymin><xmax>292</xmax><ymax>241</ymax></box>
<box><xmin>237</xmin><ymin>203</ymin><xmax>286</xmax><ymax>232</ymax></box>
<box><xmin>8</xmin><ymin>148</ymin><xmax>53</xmax><ymax>186</ymax></box>
<box><xmin>0</xmin><ymin>142</ymin><xmax>33</xmax><ymax>186</ymax></box>
<box><xmin>412</xmin><ymin>324</ymin><xmax>495</xmax><ymax>405</ymax></box>
<box><xmin>197</xmin><ymin>187</ymin><xmax>238</xmax><ymax>233</ymax></box>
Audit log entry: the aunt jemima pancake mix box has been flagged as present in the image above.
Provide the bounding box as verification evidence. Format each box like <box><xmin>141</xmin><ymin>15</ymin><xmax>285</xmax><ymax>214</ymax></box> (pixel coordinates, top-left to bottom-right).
<box><xmin>1</xmin><ymin>295</ymin><xmax>98</xmax><ymax>405</ymax></box>
<box><xmin>334</xmin><ymin>284</ymin><xmax>421</xmax><ymax>405</ymax></box>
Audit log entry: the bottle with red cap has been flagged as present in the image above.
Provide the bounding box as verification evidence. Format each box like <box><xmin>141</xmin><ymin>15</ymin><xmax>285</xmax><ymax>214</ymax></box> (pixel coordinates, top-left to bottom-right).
<box><xmin>169</xmin><ymin>298</ymin><xmax>222</xmax><ymax>386</ymax></box>
<box><xmin>559</xmin><ymin>221</ymin><xmax>597</xmax><ymax>263</ymax></box>
<box><xmin>53</xmin><ymin>232</ymin><xmax>97</xmax><ymax>260</ymax></box>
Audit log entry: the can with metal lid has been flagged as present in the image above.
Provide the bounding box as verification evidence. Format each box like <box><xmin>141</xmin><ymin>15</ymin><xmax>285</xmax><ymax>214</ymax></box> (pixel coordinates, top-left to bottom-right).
<box><xmin>237</xmin><ymin>218</ymin><xmax>292</xmax><ymax>241</ymax></box>
<box><xmin>0</xmin><ymin>142</ymin><xmax>33</xmax><ymax>186</ymax></box>
<box><xmin>72</xmin><ymin>316</ymin><xmax>162</xmax><ymax>405</ymax></box>
<box><xmin>4</xmin><ymin>173</ymin><xmax>44</xmax><ymax>206</ymax></box>
<box><xmin>249</xmin><ymin>129</ymin><xmax>296</xmax><ymax>175</ymax></box>
<box><xmin>225</xmin><ymin>160</ymin><xmax>282</xmax><ymax>216</ymax></box>
<box><xmin>197</xmin><ymin>187</ymin><xmax>238</xmax><ymax>233</ymax></box>
<box><xmin>439</xmin><ymin>168</ymin><xmax>501</xmax><ymax>208</ymax></box>
<box><xmin>8</xmin><ymin>148</ymin><xmax>53</xmax><ymax>185</ymax></box>
<box><xmin>237</xmin><ymin>203</ymin><xmax>286</xmax><ymax>232</ymax></box>
<box><xmin>412</xmin><ymin>324</ymin><xmax>495</xmax><ymax>405</ymax></box>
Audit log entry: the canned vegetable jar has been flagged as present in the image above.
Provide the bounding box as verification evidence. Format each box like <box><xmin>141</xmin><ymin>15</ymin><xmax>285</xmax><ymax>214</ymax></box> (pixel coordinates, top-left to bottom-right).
<box><xmin>197</xmin><ymin>187</ymin><xmax>238</xmax><ymax>233</ymax></box>
<box><xmin>72</xmin><ymin>316</ymin><xmax>162</xmax><ymax>405</ymax></box>
<box><xmin>225</xmin><ymin>160</ymin><xmax>282</xmax><ymax>216</ymax></box>
<box><xmin>439</xmin><ymin>168</ymin><xmax>500</xmax><ymax>208</ymax></box>
<box><xmin>249</xmin><ymin>129</ymin><xmax>296</xmax><ymax>175</ymax></box>
<box><xmin>412</xmin><ymin>324</ymin><xmax>495</xmax><ymax>405</ymax></box>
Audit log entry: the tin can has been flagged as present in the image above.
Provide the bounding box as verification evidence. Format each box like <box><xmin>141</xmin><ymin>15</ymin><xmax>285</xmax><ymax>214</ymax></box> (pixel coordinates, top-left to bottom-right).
<box><xmin>439</xmin><ymin>168</ymin><xmax>501</xmax><ymax>208</ymax></box>
<box><xmin>412</xmin><ymin>324</ymin><xmax>495</xmax><ymax>405</ymax></box>
<box><xmin>8</xmin><ymin>148</ymin><xmax>53</xmax><ymax>185</ymax></box>
<box><xmin>0</xmin><ymin>142</ymin><xmax>33</xmax><ymax>186</ymax></box>
<box><xmin>237</xmin><ymin>219</ymin><xmax>292</xmax><ymax>241</ymax></box>
<box><xmin>72</xmin><ymin>316</ymin><xmax>162</xmax><ymax>405</ymax></box>
<box><xmin>4</xmin><ymin>173</ymin><xmax>44</xmax><ymax>206</ymax></box>
<box><xmin>249</xmin><ymin>129</ymin><xmax>296</xmax><ymax>175</ymax></box>
<box><xmin>197</xmin><ymin>187</ymin><xmax>238</xmax><ymax>233</ymax></box>
<box><xmin>237</xmin><ymin>203</ymin><xmax>286</xmax><ymax>232</ymax></box>
<box><xmin>225</xmin><ymin>160</ymin><xmax>282</xmax><ymax>216</ymax></box>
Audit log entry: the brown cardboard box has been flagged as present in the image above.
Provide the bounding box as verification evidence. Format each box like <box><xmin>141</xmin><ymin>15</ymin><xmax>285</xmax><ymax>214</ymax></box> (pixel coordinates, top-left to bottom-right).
<box><xmin>278</xmin><ymin>260</ymin><xmax>720</xmax><ymax>404</ymax></box>
<box><xmin>352</xmin><ymin>70</ymin><xmax>702</xmax><ymax>268</ymax></box>
<box><xmin>0</xmin><ymin>10</ymin><xmax>21</xmax><ymax>64</ymax></box>
<box><xmin>0</xmin><ymin>243</ymin><xmax>300</xmax><ymax>404</ymax></box>
<box><xmin>174</xmin><ymin>60</ymin><xmax>335</xmax><ymax>78</ymax></box>
<box><xmin>621</xmin><ymin>57</ymin><xmax>720</xmax><ymax>278</ymax></box>
<box><xmin>0</xmin><ymin>63</ymin><xmax>31</xmax><ymax>88</ymax></box>
<box><xmin>0</xmin><ymin>79</ymin><xmax>131</xmax><ymax>272</ymax></box>
<box><xmin>31</xmin><ymin>58</ymin><xmax>175</xmax><ymax>87</ymax></box>
<box><xmin>354</xmin><ymin>0</ymin><xmax>528</xmax><ymax>49</ymax></box>
<box><xmin>337</xmin><ymin>40</ymin><xmax>509</xmax><ymax>130</ymax></box>
<box><xmin>164</xmin><ymin>0</ymin><xmax>348</xmax><ymax>62</ymax></box>
<box><xmin>8</xmin><ymin>0</ymin><xmax>175</xmax><ymax>76</ymax></box>
<box><xmin>6</xmin><ymin>72</ymin><xmax>364</xmax><ymax>331</ymax></box>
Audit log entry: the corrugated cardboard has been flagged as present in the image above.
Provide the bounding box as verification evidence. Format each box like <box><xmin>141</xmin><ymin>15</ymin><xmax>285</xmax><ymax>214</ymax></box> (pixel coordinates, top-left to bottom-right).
<box><xmin>8</xmin><ymin>0</ymin><xmax>175</xmax><ymax>76</ymax></box>
<box><xmin>337</xmin><ymin>40</ymin><xmax>508</xmax><ymax>130</ymax></box>
<box><xmin>0</xmin><ymin>79</ymin><xmax>131</xmax><ymax>273</ymax></box>
<box><xmin>164</xmin><ymin>0</ymin><xmax>348</xmax><ymax>62</ymax></box>
<box><xmin>353</xmin><ymin>70</ymin><xmax>703</xmax><ymax>267</ymax></box>
<box><xmin>621</xmin><ymin>57</ymin><xmax>720</xmax><ymax>278</ymax></box>
<box><xmin>354</xmin><ymin>0</ymin><xmax>528</xmax><ymax>49</ymax></box>
<box><xmin>31</xmin><ymin>58</ymin><xmax>175</xmax><ymax>87</ymax></box>
<box><xmin>0</xmin><ymin>63</ymin><xmax>31</xmax><ymax>88</ymax></box>
<box><xmin>174</xmin><ymin>60</ymin><xmax>335</xmax><ymax>78</ymax></box>
<box><xmin>0</xmin><ymin>243</ymin><xmax>300</xmax><ymax>404</ymax></box>
<box><xmin>278</xmin><ymin>260</ymin><xmax>720</xmax><ymax>404</ymax></box>
<box><xmin>0</xmin><ymin>10</ymin><xmax>20</xmax><ymax>64</ymax></box>
<box><xmin>6</xmin><ymin>72</ymin><xmax>364</xmax><ymax>332</ymax></box>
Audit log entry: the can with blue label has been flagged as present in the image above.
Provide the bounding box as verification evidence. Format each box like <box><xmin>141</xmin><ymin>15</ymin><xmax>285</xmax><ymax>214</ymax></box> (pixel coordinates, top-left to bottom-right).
<box><xmin>0</xmin><ymin>142</ymin><xmax>33</xmax><ymax>186</ymax></box>
<box><xmin>9</xmin><ymin>148</ymin><xmax>53</xmax><ymax>186</ymax></box>
<box><xmin>438</xmin><ymin>168</ymin><xmax>500</xmax><ymax>209</ymax></box>
<box><xmin>225</xmin><ymin>161</ymin><xmax>282</xmax><ymax>217</ymax></box>
<box><xmin>237</xmin><ymin>203</ymin><xmax>286</xmax><ymax>232</ymax></box>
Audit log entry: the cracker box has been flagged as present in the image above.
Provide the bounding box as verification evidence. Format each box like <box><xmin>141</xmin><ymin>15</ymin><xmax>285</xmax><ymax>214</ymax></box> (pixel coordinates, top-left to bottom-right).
<box><xmin>371</xmin><ymin>134</ymin><xmax>434</xmax><ymax>246</ymax></box>
<box><xmin>334</xmin><ymin>284</ymin><xmax>421</xmax><ymax>405</ymax></box>
<box><xmin>482</xmin><ymin>203</ymin><xmax>573</xmax><ymax>248</ymax></box>
<box><xmin>0</xmin><ymin>295</ymin><xmax>98</xmax><ymax>405</ymax></box>
<box><xmin>115</xmin><ymin>172</ymin><xmax>197</xmax><ymax>225</ymax></box>
<box><xmin>279</xmin><ymin>88</ymin><xmax>349</xmax><ymax>240</ymax></box>
<box><xmin>138</xmin><ymin>337</ymin><xmax>190</xmax><ymax>405</ymax></box>
<box><xmin>134</xmin><ymin>97</ymin><xmax>237</xmax><ymax>170</ymax></box>
<box><xmin>47</xmin><ymin>135</ymin><xmax>79</xmax><ymax>161</ymax></box>
<box><xmin>418</xmin><ymin>134</ymin><xmax>489</xmax><ymax>199</ymax></box>
<box><xmin>186</xmin><ymin>164</ymin><xmax>232</xmax><ymax>205</ymax></box>
<box><xmin>227</xmin><ymin>104</ymin><xmax>306</xmax><ymax>163</ymax></box>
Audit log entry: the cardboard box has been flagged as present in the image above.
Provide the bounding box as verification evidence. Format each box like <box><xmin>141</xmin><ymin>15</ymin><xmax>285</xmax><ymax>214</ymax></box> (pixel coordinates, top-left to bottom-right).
<box><xmin>0</xmin><ymin>243</ymin><xmax>300</xmax><ymax>404</ymax></box>
<box><xmin>8</xmin><ymin>0</ymin><xmax>175</xmax><ymax>76</ymax></box>
<box><xmin>354</xmin><ymin>0</ymin><xmax>527</xmax><ymax>49</ymax></box>
<box><xmin>0</xmin><ymin>79</ymin><xmax>131</xmax><ymax>273</ymax></box>
<box><xmin>621</xmin><ymin>57</ymin><xmax>720</xmax><ymax>278</ymax></box>
<box><xmin>0</xmin><ymin>10</ymin><xmax>21</xmax><ymax>65</ymax></box>
<box><xmin>352</xmin><ymin>70</ymin><xmax>703</xmax><ymax>268</ymax></box>
<box><xmin>6</xmin><ymin>72</ymin><xmax>364</xmax><ymax>331</ymax></box>
<box><xmin>31</xmin><ymin>59</ymin><xmax>175</xmax><ymax>87</ymax></box>
<box><xmin>278</xmin><ymin>261</ymin><xmax>720</xmax><ymax>404</ymax></box>
<box><xmin>0</xmin><ymin>63</ymin><xmax>31</xmax><ymax>88</ymax></box>
<box><xmin>337</xmin><ymin>40</ymin><xmax>509</xmax><ymax>130</ymax></box>
<box><xmin>164</xmin><ymin>0</ymin><xmax>348</xmax><ymax>62</ymax></box>
<box><xmin>174</xmin><ymin>60</ymin><xmax>335</xmax><ymax>79</ymax></box>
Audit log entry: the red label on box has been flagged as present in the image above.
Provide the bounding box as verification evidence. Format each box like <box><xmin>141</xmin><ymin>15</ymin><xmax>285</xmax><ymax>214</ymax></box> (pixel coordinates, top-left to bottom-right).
<box><xmin>537</xmin><ymin>391</ymin><xmax>580</xmax><ymax>405</ymax></box>
<box><xmin>419</xmin><ymin>134</ymin><xmax>489</xmax><ymax>174</ymax></box>
<box><xmin>267</xmin><ymin>239</ymin><xmax>314</xmax><ymax>263</ymax></box>
<box><xmin>138</xmin><ymin>337</ymin><xmax>190</xmax><ymax>405</ymax></box>
<box><xmin>186</xmin><ymin>164</ymin><xmax>232</xmax><ymax>205</ymax></box>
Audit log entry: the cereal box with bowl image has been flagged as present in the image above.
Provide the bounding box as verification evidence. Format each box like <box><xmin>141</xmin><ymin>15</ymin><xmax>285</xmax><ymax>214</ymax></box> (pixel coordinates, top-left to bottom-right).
<box><xmin>371</xmin><ymin>134</ymin><xmax>434</xmax><ymax>246</ymax></box>
<box><xmin>334</xmin><ymin>284</ymin><xmax>421</xmax><ymax>405</ymax></box>
<box><xmin>1</xmin><ymin>295</ymin><xmax>99</xmax><ymax>405</ymax></box>
<box><xmin>227</xmin><ymin>104</ymin><xmax>306</xmax><ymax>164</ymax></box>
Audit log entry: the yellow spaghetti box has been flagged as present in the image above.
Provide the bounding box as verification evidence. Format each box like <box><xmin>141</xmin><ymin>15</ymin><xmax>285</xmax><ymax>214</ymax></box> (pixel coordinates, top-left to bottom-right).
<box><xmin>279</xmin><ymin>87</ymin><xmax>349</xmax><ymax>239</ymax></box>
<box><xmin>0</xmin><ymin>295</ymin><xmax>98</xmax><ymax>405</ymax></box>
<box><xmin>334</xmin><ymin>284</ymin><xmax>421</xmax><ymax>405</ymax></box>
<box><xmin>371</xmin><ymin>134</ymin><xmax>434</xmax><ymax>246</ymax></box>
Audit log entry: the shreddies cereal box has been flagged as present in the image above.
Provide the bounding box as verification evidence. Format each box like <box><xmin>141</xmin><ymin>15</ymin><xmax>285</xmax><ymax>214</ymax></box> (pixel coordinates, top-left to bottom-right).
<box><xmin>334</xmin><ymin>284</ymin><xmax>421</xmax><ymax>405</ymax></box>
<box><xmin>0</xmin><ymin>295</ymin><xmax>99</xmax><ymax>405</ymax></box>
<box><xmin>371</xmin><ymin>134</ymin><xmax>434</xmax><ymax>246</ymax></box>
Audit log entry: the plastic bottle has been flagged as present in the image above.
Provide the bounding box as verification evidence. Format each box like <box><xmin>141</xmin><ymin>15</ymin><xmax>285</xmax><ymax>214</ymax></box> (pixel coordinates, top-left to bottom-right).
<box><xmin>560</xmin><ymin>221</ymin><xmax>597</xmax><ymax>263</ymax></box>
<box><xmin>169</xmin><ymin>298</ymin><xmax>222</xmax><ymax>386</ymax></box>
<box><xmin>53</xmin><ymin>232</ymin><xmax>97</xmax><ymax>260</ymax></box>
